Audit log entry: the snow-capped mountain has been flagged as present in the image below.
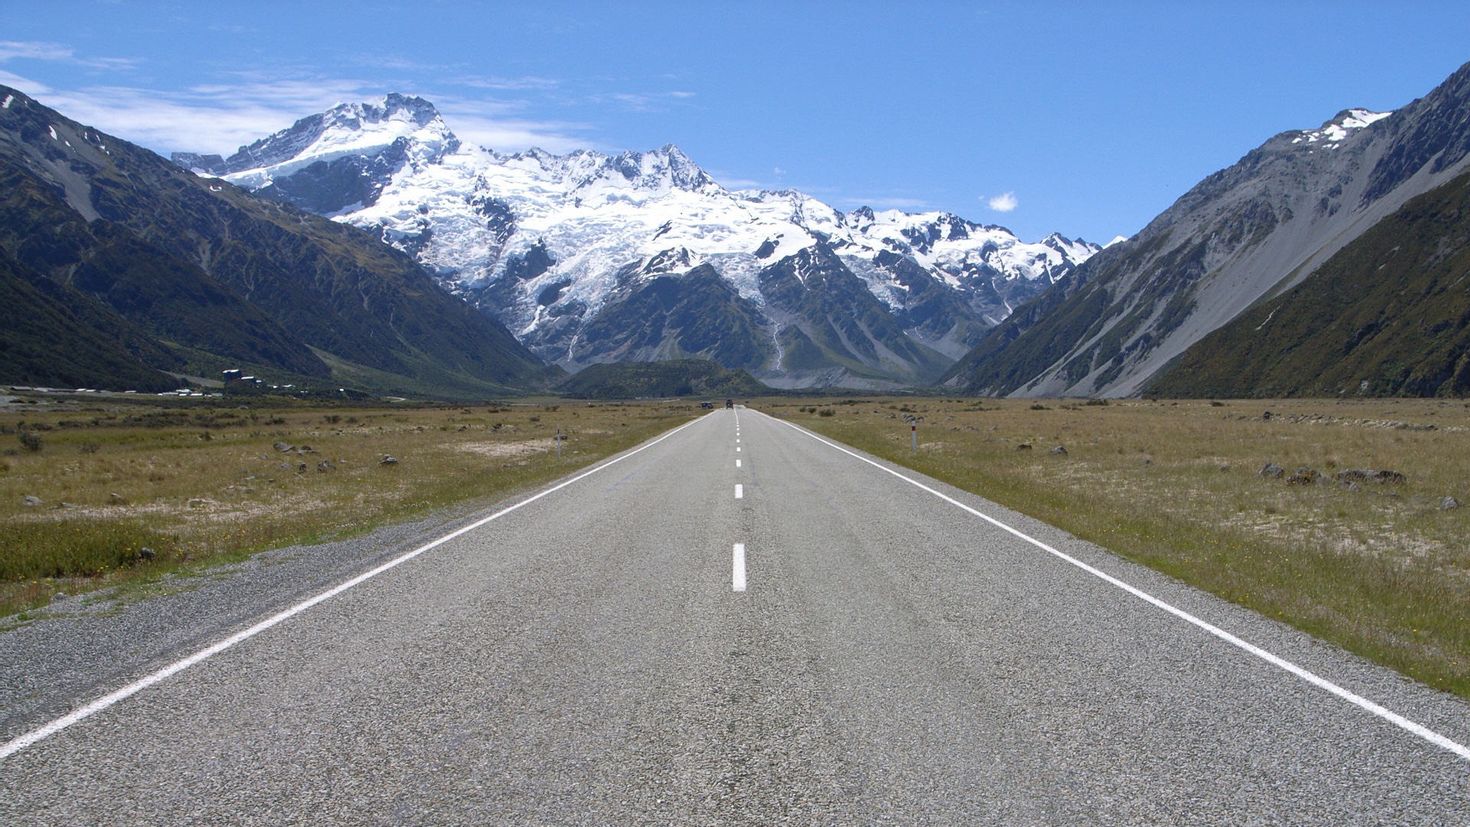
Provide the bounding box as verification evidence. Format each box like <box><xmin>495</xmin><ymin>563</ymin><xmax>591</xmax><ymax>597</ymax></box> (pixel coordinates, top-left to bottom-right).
<box><xmin>179</xmin><ymin>95</ymin><xmax>1098</xmax><ymax>388</ymax></box>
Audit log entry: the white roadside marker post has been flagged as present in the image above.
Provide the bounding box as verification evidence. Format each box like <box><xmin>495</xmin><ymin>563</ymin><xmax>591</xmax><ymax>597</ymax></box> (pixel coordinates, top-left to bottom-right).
<box><xmin>911</xmin><ymin>422</ymin><xmax>917</xmax><ymax>453</ymax></box>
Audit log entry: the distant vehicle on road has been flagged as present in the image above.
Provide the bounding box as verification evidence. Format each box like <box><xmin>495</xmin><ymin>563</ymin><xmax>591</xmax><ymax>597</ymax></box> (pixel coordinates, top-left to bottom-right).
<box><xmin>700</xmin><ymin>401</ymin><xmax>714</xmax><ymax>409</ymax></box>
<box><xmin>725</xmin><ymin>398</ymin><xmax>734</xmax><ymax>409</ymax></box>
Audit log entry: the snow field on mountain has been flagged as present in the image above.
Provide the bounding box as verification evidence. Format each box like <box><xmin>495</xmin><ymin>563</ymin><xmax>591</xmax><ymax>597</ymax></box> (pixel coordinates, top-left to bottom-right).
<box><xmin>207</xmin><ymin>94</ymin><xmax>1102</xmax><ymax>381</ymax></box>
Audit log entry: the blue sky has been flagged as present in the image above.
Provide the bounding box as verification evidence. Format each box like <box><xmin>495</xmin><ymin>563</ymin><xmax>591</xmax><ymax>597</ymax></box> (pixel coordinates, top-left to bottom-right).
<box><xmin>3</xmin><ymin>1</ymin><xmax>1469</xmax><ymax>242</ymax></box>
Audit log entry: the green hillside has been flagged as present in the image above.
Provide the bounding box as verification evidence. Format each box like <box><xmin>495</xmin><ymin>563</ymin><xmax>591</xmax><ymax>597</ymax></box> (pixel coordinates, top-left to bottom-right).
<box><xmin>1149</xmin><ymin>170</ymin><xmax>1470</xmax><ymax>398</ymax></box>
<box><xmin>0</xmin><ymin>248</ymin><xmax>180</xmax><ymax>391</ymax></box>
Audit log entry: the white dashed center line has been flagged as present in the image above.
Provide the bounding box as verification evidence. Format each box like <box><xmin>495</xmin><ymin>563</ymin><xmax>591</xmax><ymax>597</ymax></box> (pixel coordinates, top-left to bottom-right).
<box><xmin>732</xmin><ymin>543</ymin><xmax>746</xmax><ymax>592</ymax></box>
<box><xmin>735</xmin><ymin>484</ymin><xmax>743</xmax><ymax>499</ymax></box>
<box><xmin>736</xmin><ymin>459</ymin><xmax>741</xmax><ymax>468</ymax></box>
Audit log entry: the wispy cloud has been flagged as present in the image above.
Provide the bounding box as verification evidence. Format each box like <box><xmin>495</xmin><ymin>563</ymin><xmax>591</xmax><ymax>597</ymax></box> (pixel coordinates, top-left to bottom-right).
<box><xmin>436</xmin><ymin>107</ymin><xmax>594</xmax><ymax>153</ymax></box>
<box><xmin>0</xmin><ymin>39</ymin><xmax>140</xmax><ymax>71</ymax></box>
<box><xmin>0</xmin><ymin>41</ymin><xmax>73</xmax><ymax>62</ymax></box>
<box><xmin>596</xmin><ymin>90</ymin><xmax>697</xmax><ymax>112</ymax></box>
<box><xmin>3</xmin><ymin>74</ymin><xmax>379</xmax><ymax>154</ymax></box>
<box><xmin>1</xmin><ymin>43</ymin><xmax>685</xmax><ymax>158</ymax></box>
<box><xmin>986</xmin><ymin>191</ymin><xmax>1019</xmax><ymax>212</ymax></box>
<box><xmin>1</xmin><ymin>65</ymin><xmax>596</xmax><ymax>155</ymax></box>
<box><xmin>455</xmin><ymin>74</ymin><xmax>561</xmax><ymax>91</ymax></box>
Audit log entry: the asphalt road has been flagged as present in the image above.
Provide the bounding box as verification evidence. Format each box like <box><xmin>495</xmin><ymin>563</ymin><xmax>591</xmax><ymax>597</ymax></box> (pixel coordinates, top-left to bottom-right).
<box><xmin>2</xmin><ymin>408</ymin><xmax>1468</xmax><ymax>824</ymax></box>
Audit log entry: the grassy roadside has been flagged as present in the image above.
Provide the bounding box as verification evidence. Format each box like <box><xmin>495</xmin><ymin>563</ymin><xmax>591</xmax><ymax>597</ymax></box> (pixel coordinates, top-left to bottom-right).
<box><xmin>767</xmin><ymin>397</ymin><xmax>1470</xmax><ymax>701</ymax></box>
<box><xmin>0</xmin><ymin>397</ymin><xmax>699</xmax><ymax>620</ymax></box>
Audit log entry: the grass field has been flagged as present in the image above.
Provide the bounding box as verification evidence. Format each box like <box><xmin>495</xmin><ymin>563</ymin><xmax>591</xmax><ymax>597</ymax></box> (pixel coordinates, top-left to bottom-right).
<box><xmin>768</xmin><ymin>397</ymin><xmax>1470</xmax><ymax>701</ymax></box>
<box><xmin>0</xmin><ymin>395</ymin><xmax>698</xmax><ymax>620</ymax></box>
<box><xmin>7</xmin><ymin>391</ymin><xmax>1467</xmax><ymax>701</ymax></box>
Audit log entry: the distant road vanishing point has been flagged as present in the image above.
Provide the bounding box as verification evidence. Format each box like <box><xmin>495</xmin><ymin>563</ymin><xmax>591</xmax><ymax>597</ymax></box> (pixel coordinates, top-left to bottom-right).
<box><xmin>2</xmin><ymin>408</ymin><xmax>1467</xmax><ymax>824</ymax></box>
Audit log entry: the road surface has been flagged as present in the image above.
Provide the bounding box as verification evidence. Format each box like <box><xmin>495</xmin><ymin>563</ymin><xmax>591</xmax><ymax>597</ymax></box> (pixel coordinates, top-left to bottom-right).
<box><xmin>2</xmin><ymin>408</ymin><xmax>1467</xmax><ymax>824</ymax></box>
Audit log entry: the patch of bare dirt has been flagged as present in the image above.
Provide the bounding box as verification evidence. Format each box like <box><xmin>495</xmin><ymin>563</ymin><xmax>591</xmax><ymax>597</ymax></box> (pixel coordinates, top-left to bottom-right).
<box><xmin>455</xmin><ymin>439</ymin><xmax>554</xmax><ymax>459</ymax></box>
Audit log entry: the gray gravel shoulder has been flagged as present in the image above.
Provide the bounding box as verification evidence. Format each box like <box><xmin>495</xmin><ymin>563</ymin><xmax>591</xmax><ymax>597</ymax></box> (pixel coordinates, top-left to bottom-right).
<box><xmin>0</xmin><ymin>485</ymin><xmax>550</xmax><ymax>741</ymax></box>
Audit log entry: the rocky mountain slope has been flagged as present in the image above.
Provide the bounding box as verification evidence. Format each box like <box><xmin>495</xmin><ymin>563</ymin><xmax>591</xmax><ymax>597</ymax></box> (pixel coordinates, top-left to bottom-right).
<box><xmin>0</xmin><ymin>86</ymin><xmax>550</xmax><ymax>397</ymax></box>
<box><xmin>946</xmin><ymin>60</ymin><xmax>1470</xmax><ymax>398</ymax></box>
<box><xmin>181</xmin><ymin>96</ymin><xmax>1097</xmax><ymax>388</ymax></box>
<box><xmin>1147</xmin><ymin>168</ymin><xmax>1470</xmax><ymax>397</ymax></box>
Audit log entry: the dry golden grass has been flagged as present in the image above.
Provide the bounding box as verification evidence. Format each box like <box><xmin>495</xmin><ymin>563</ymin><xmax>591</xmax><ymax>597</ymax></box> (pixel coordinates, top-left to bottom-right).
<box><xmin>769</xmin><ymin>397</ymin><xmax>1470</xmax><ymax>699</ymax></box>
<box><xmin>0</xmin><ymin>397</ymin><xmax>697</xmax><ymax>619</ymax></box>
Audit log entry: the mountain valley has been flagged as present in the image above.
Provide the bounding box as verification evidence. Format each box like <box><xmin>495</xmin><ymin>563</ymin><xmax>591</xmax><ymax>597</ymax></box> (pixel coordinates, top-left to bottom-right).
<box><xmin>179</xmin><ymin>96</ymin><xmax>1098</xmax><ymax>389</ymax></box>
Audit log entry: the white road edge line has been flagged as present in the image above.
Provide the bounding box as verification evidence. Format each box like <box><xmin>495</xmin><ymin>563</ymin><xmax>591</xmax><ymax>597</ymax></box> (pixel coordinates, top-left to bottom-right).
<box><xmin>761</xmin><ymin>410</ymin><xmax>1470</xmax><ymax>763</ymax></box>
<box><xmin>733</xmin><ymin>543</ymin><xmax>747</xmax><ymax>592</ymax></box>
<box><xmin>0</xmin><ymin>413</ymin><xmax>715</xmax><ymax>762</ymax></box>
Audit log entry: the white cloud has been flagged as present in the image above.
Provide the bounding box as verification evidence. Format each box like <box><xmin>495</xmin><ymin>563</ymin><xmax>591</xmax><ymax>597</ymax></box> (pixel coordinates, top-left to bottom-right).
<box><xmin>437</xmin><ymin>111</ymin><xmax>594</xmax><ymax>154</ymax></box>
<box><xmin>0</xmin><ymin>45</ymin><xmax>683</xmax><ymax>159</ymax></box>
<box><xmin>0</xmin><ymin>39</ymin><xmax>139</xmax><ymax>71</ymax></box>
<box><xmin>0</xmin><ymin>40</ymin><xmax>75</xmax><ymax>62</ymax></box>
<box><xmin>6</xmin><ymin>76</ymin><xmax>377</xmax><ymax>155</ymax></box>
<box><xmin>1</xmin><ymin>69</ymin><xmax>595</xmax><ymax>156</ymax></box>
<box><xmin>597</xmin><ymin>90</ymin><xmax>699</xmax><ymax>112</ymax></box>
<box><xmin>455</xmin><ymin>75</ymin><xmax>561</xmax><ymax>91</ymax></box>
<box><xmin>0</xmin><ymin>68</ymin><xmax>50</xmax><ymax>94</ymax></box>
<box><xmin>986</xmin><ymin>191</ymin><xmax>1019</xmax><ymax>212</ymax></box>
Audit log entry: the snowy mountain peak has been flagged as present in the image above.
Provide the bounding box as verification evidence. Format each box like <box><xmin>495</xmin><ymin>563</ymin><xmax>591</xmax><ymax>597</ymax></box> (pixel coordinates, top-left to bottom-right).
<box><xmin>582</xmin><ymin>144</ymin><xmax>718</xmax><ymax>193</ymax></box>
<box><xmin>305</xmin><ymin>93</ymin><xmax>447</xmax><ymax>138</ymax></box>
<box><xmin>491</xmin><ymin>143</ymin><xmax>717</xmax><ymax>195</ymax></box>
<box><xmin>213</xmin><ymin>92</ymin><xmax>458</xmax><ymax>191</ymax></box>
<box><xmin>1290</xmin><ymin>107</ymin><xmax>1392</xmax><ymax>149</ymax></box>
<box><xmin>184</xmin><ymin>93</ymin><xmax>1098</xmax><ymax>385</ymax></box>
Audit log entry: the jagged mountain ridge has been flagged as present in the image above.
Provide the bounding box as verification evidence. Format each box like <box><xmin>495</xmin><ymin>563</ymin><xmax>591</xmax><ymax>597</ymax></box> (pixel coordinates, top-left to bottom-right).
<box><xmin>181</xmin><ymin>96</ymin><xmax>1099</xmax><ymax>388</ymax></box>
<box><xmin>0</xmin><ymin>86</ymin><xmax>551</xmax><ymax>397</ymax></box>
<box><xmin>946</xmin><ymin>59</ymin><xmax>1470</xmax><ymax>398</ymax></box>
